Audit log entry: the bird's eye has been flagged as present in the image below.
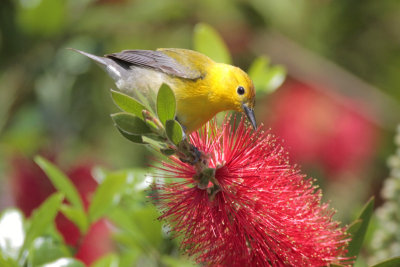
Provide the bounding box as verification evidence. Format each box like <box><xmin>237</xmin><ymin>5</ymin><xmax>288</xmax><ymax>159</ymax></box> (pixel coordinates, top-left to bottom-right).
<box><xmin>237</xmin><ymin>86</ymin><xmax>245</xmax><ymax>95</ymax></box>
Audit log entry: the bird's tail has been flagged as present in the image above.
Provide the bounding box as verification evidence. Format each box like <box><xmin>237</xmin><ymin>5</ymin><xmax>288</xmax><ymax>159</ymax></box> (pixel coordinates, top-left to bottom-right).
<box><xmin>68</xmin><ymin>48</ymin><xmax>126</xmax><ymax>85</ymax></box>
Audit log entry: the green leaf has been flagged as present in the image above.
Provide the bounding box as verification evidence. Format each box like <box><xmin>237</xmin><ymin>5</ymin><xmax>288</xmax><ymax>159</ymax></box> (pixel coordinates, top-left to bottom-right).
<box><xmin>248</xmin><ymin>56</ymin><xmax>286</xmax><ymax>95</ymax></box>
<box><xmin>264</xmin><ymin>65</ymin><xmax>286</xmax><ymax>92</ymax></box>
<box><xmin>130</xmin><ymin>207</ymin><xmax>164</xmax><ymax>248</ymax></box>
<box><xmin>133</xmin><ymin>89</ymin><xmax>156</xmax><ymax>115</ymax></box>
<box><xmin>42</xmin><ymin>258</ymin><xmax>85</xmax><ymax>267</ymax></box>
<box><xmin>108</xmin><ymin>205</ymin><xmax>163</xmax><ymax>253</ymax></box>
<box><xmin>90</xmin><ymin>253</ymin><xmax>119</xmax><ymax>267</ymax></box>
<box><xmin>117</xmin><ymin>251</ymin><xmax>140</xmax><ymax>267</ymax></box>
<box><xmin>160</xmin><ymin>255</ymin><xmax>196</xmax><ymax>267</ymax></box>
<box><xmin>371</xmin><ymin>257</ymin><xmax>400</xmax><ymax>267</ymax></box>
<box><xmin>346</xmin><ymin>197</ymin><xmax>375</xmax><ymax>259</ymax></box>
<box><xmin>112</xmin><ymin>113</ymin><xmax>152</xmax><ymax>135</ymax></box>
<box><xmin>111</xmin><ymin>90</ymin><xmax>147</xmax><ymax>119</ymax></box>
<box><xmin>143</xmin><ymin>116</ymin><xmax>162</xmax><ymax>134</ymax></box>
<box><xmin>160</xmin><ymin>148</ymin><xmax>175</xmax><ymax>156</ymax></box>
<box><xmin>89</xmin><ymin>172</ymin><xmax>128</xmax><ymax>222</ymax></box>
<box><xmin>60</xmin><ymin>205</ymin><xmax>88</xmax><ymax>234</ymax></box>
<box><xmin>0</xmin><ymin>209</ymin><xmax>25</xmax><ymax>261</ymax></box>
<box><xmin>0</xmin><ymin>253</ymin><xmax>19</xmax><ymax>267</ymax></box>
<box><xmin>144</xmin><ymin>133</ymin><xmax>167</xmax><ymax>142</ymax></box>
<box><xmin>117</xmin><ymin>128</ymin><xmax>145</xmax><ymax>144</ymax></box>
<box><xmin>107</xmin><ymin>208</ymin><xmax>151</xmax><ymax>252</ymax></box>
<box><xmin>156</xmin><ymin>84</ymin><xmax>176</xmax><ymax>126</ymax></box>
<box><xmin>27</xmin><ymin>237</ymin><xmax>70</xmax><ymax>266</ymax></box>
<box><xmin>193</xmin><ymin>23</ymin><xmax>232</xmax><ymax>64</ymax></box>
<box><xmin>34</xmin><ymin>156</ymin><xmax>84</xmax><ymax>211</ymax></box>
<box><xmin>142</xmin><ymin>136</ymin><xmax>167</xmax><ymax>149</ymax></box>
<box><xmin>22</xmin><ymin>193</ymin><xmax>64</xmax><ymax>257</ymax></box>
<box><xmin>165</xmin><ymin>120</ymin><xmax>183</xmax><ymax>145</ymax></box>
<box><xmin>248</xmin><ymin>56</ymin><xmax>270</xmax><ymax>92</ymax></box>
<box><xmin>347</xmin><ymin>219</ymin><xmax>362</xmax><ymax>236</ymax></box>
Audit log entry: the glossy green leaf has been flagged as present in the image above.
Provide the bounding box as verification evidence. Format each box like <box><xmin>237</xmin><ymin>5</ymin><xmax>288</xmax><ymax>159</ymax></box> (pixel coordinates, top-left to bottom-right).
<box><xmin>165</xmin><ymin>120</ymin><xmax>183</xmax><ymax>145</ymax></box>
<box><xmin>27</xmin><ymin>237</ymin><xmax>70</xmax><ymax>266</ymax></box>
<box><xmin>22</xmin><ymin>193</ymin><xmax>64</xmax><ymax>257</ymax></box>
<box><xmin>34</xmin><ymin>156</ymin><xmax>84</xmax><ymax>211</ymax></box>
<box><xmin>371</xmin><ymin>257</ymin><xmax>400</xmax><ymax>267</ymax></box>
<box><xmin>156</xmin><ymin>84</ymin><xmax>176</xmax><ymax>126</ymax></box>
<box><xmin>347</xmin><ymin>219</ymin><xmax>362</xmax><ymax>237</ymax></box>
<box><xmin>0</xmin><ymin>209</ymin><xmax>25</xmax><ymax>260</ymax></box>
<box><xmin>59</xmin><ymin>205</ymin><xmax>88</xmax><ymax>234</ymax></box>
<box><xmin>144</xmin><ymin>133</ymin><xmax>167</xmax><ymax>142</ymax></box>
<box><xmin>142</xmin><ymin>135</ymin><xmax>167</xmax><ymax>149</ymax></box>
<box><xmin>117</xmin><ymin>128</ymin><xmax>145</xmax><ymax>144</ymax></box>
<box><xmin>112</xmin><ymin>113</ymin><xmax>152</xmax><ymax>135</ymax></box>
<box><xmin>248</xmin><ymin>56</ymin><xmax>286</xmax><ymax>95</ymax></box>
<box><xmin>89</xmin><ymin>172</ymin><xmax>128</xmax><ymax>222</ymax></box>
<box><xmin>111</xmin><ymin>112</ymin><xmax>152</xmax><ymax>135</ymax></box>
<box><xmin>346</xmin><ymin>197</ymin><xmax>375</xmax><ymax>259</ymax></box>
<box><xmin>160</xmin><ymin>148</ymin><xmax>175</xmax><ymax>156</ymax></box>
<box><xmin>143</xmin><ymin>117</ymin><xmax>161</xmax><ymax>133</ymax></box>
<box><xmin>42</xmin><ymin>258</ymin><xmax>85</xmax><ymax>267</ymax></box>
<box><xmin>90</xmin><ymin>253</ymin><xmax>119</xmax><ymax>267</ymax></box>
<box><xmin>193</xmin><ymin>23</ymin><xmax>232</xmax><ymax>64</ymax></box>
<box><xmin>111</xmin><ymin>90</ymin><xmax>147</xmax><ymax>119</ymax></box>
<box><xmin>133</xmin><ymin>89</ymin><xmax>156</xmax><ymax>115</ymax></box>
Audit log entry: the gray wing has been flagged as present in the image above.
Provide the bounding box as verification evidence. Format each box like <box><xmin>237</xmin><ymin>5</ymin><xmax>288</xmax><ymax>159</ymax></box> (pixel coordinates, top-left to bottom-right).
<box><xmin>105</xmin><ymin>50</ymin><xmax>201</xmax><ymax>80</ymax></box>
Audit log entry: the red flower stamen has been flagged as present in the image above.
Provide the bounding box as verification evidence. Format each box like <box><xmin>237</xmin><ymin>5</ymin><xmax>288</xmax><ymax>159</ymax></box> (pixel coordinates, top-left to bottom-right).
<box><xmin>153</xmin><ymin>116</ymin><xmax>350</xmax><ymax>266</ymax></box>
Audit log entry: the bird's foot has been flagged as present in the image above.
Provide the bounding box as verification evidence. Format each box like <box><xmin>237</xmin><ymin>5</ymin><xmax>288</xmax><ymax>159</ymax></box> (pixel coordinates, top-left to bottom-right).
<box><xmin>176</xmin><ymin>138</ymin><xmax>221</xmax><ymax>200</ymax></box>
<box><xmin>190</xmin><ymin>145</ymin><xmax>203</xmax><ymax>164</ymax></box>
<box><xmin>178</xmin><ymin>140</ymin><xmax>206</xmax><ymax>166</ymax></box>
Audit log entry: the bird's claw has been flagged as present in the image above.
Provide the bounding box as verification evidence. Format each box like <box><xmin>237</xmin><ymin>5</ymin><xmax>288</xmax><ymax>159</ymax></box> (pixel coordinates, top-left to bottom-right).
<box><xmin>178</xmin><ymin>141</ymin><xmax>205</xmax><ymax>165</ymax></box>
<box><xmin>176</xmin><ymin>139</ymin><xmax>220</xmax><ymax>200</ymax></box>
<box><xmin>191</xmin><ymin>145</ymin><xmax>202</xmax><ymax>164</ymax></box>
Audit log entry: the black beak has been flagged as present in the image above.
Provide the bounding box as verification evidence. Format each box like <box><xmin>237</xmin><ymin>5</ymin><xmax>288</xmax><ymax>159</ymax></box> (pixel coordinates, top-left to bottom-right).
<box><xmin>242</xmin><ymin>104</ymin><xmax>257</xmax><ymax>130</ymax></box>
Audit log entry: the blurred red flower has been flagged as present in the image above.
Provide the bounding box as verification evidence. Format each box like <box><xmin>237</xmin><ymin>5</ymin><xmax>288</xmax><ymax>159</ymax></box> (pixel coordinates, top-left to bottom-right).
<box><xmin>153</xmin><ymin>117</ymin><xmax>349</xmax><ymax>266</ymax></box>
<box><xmin>9</xmin><ymin>154</ymin><xmax>113</xmax><ymax>266</ymax></box>
<box><xmin>265</xmin><ymin>79</ymin><xmax>377</xmax><ymax>176</ymax></box>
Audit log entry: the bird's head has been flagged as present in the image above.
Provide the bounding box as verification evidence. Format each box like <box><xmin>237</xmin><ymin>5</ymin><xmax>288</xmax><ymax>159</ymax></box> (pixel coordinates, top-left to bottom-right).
<box><xmin>208</xmin><ymin>63</ymin><xmax>257</xmax><ymax>129</ymax></box>
<box><xmin>227</xmin><ymin>66</ymin><xmax>257</xmax><ymax>129</ymax></box>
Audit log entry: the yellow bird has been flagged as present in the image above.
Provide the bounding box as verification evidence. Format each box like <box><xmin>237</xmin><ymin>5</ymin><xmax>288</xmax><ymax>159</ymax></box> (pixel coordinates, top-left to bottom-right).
<box><xmin>72</xmin><ymin>48</ymin><xmax>256</xmax><ymax>133</ymax></box>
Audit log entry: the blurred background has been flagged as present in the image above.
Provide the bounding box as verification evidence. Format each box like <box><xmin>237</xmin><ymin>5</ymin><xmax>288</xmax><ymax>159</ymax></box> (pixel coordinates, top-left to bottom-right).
<box><xmin>1</xmin><ymin>0</ymin><xmax>400</xmax><ymax>266</ymax></box>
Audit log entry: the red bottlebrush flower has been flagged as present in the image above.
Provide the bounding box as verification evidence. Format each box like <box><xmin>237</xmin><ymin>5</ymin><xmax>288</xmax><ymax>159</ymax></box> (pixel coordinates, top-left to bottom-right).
<box><xmin>153</xmin><ymin>117</ymin><xmax>349</xmax><ymax>266</ymax></box>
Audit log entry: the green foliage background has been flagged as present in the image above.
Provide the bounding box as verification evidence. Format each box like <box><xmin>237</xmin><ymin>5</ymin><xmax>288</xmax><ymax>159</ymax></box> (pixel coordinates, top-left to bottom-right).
<box><xmin>1</xmin><ymin>0</ymin><xmax>400</xmax><ymax>266</ymax></box>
